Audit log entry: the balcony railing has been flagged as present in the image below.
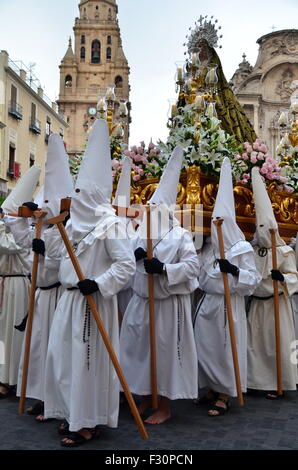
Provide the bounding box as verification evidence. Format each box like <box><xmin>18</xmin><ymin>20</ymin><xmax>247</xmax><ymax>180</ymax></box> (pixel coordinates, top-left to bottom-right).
<box><xmin>8</xmin><ymin>101</ymin><xmax>23</xmax><ymax>120</ymax></box>
<box><xmin>29</xmin><ymin>117</ymin><xmax>41</xmax><ymax>134</ymax></box>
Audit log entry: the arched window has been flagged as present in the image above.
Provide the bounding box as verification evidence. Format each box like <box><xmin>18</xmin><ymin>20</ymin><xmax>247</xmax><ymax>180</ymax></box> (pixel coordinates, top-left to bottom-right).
<box><xmin>81</xmin><ymin>35</ymin><xmax>85</xmax><ymax>44</ymax></box>
<box><xmin>80</xmin><ymin>47</ymin><xmax>86</xmax><ymax>60</ymax></box>
<box><xmin>115</xmin><ymin>75</ymin><xmax>123</xmax><ymax>88</ymax></box>
<box><xmin>107</xmin><ymin>35</ymin><xmax>112</xmax><ymax>45</ymax></box>
<box><xmin>106</xmin><ymin>47</ymin><xmax>112</xmax><ymax>60</ymax></box>
<box><xmin>91</xmin><ymin>40</ymin><xmax>101</xmax><ymax>64</ymax></box>
<box><xmin>65</xmin><ymin>75</ymin><xmax>72</xmax><ymax>88</ymax></box>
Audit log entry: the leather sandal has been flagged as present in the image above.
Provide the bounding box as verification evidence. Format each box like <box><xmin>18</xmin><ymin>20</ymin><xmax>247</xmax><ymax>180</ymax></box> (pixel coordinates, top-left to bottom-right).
<box><xmin>60</xmin><ymin>427</ymin><xmax>100</xmax><ymax>447</ymax></box>
<box><xmin>27</xmin><ymin>401</ymin><xmax>44</xmax><ymax>416</ymax></box>
<box><xmin>208</xmin><ymin>397</ymin><xmax>230</xmax><ymax>417</ymax></box>
<box><xmin>58</xmin><ymin>420</ymin><xmax>70</xmax><ymax>436</ymax></box>
<box><xmin>194</xmin><ymin>390</ymin><xmax>219</xmax><ymax>406</ymax></box>
<box><xmin>0</xmin><ymin>383</ymin><xmax>14</xmax><ymax>399</ymax></box>
<box><xmin>265</xmin><ymin>391</ymin><xmax>285</xmax><ymax>400</ymax></box>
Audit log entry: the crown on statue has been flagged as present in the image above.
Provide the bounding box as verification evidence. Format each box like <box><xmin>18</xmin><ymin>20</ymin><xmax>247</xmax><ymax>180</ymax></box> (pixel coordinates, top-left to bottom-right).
<box><xmin>185</xmin><ymin>15</ymin><xmax>223</xmax><ymax>53</ymax></box>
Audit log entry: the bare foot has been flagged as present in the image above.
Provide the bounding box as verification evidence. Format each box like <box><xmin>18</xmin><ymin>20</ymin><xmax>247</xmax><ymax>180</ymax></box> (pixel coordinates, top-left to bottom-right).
<box><xmin>145</xmin><ymin>396</ymin><xmax>171</xmax><ymax>424</ymax></box>
<box><xmin>138</xmin><ymin>395</ymin><xmax>151</xmax><ymax>415</ymax></box>
<box><xmin>145</xmin><ymin>409</ymin><xmax>171</xmax><ymax>424</ymax></box>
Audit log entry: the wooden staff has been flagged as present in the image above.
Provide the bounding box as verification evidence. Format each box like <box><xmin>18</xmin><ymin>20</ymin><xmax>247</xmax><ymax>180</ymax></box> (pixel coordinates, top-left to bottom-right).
<box><xmin>19</xmin><ymin>210</ymin><xmax>46</xmax><ymax>413</ymax></box>
<box><xmin>213</xmin><ymin>218</ymin><xmax>244</xmax><ymax>406</ymax></box>
<box><xmin>269</xmin><ymin>228</ymin><xmax>283</xmax><ymax>396</ymax></box>
<box><xmin>46</xmin><ymin>212</ymin><xmax>148</xmax><ymax>440</ymax></box>
<box><xmin>146</xmin><ymin>206</ymin><xmax>158</xmax><ymax>409</ymax></box>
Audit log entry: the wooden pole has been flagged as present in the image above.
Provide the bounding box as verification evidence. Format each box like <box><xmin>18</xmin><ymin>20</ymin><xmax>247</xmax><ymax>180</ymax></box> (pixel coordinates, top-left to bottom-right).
<box><xmin>19</xmin><ymin>212</ymin><xmax>45</xmax><ymax>413</ymax></box>
<box><xmin>146</xmin><ymin>206</ymin><xmax>158</xmax><ymax>409</ymax></box>
<box><xmin>269</xmin><ymin>228</ymin><xmax>283</xmax><ymax>396</ymax></box>
<box><xmin>213</xmin><ymin>218</ymin><xmax>244</xmax><ymax>406</ymax></box>
<box><xmin>47</xmin><ymin>213</ymin><xmax>148</xmax><ymax>440</ymax></box>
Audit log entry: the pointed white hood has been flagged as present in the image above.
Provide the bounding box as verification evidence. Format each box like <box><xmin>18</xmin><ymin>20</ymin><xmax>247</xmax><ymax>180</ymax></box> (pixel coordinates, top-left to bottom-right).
<box><xmin>252</xmin><ymin>167</ymin><xmax>285</xmax><ymax>248</ymax></box>
<box><xmin>113</xmin><ymin>156</ymin><xmax>131</xmax><ymax>208</ymax></box>
<box><xmin>70</xmin><ymin>119</ymin><xmax>114</xmax><ymax>244</ymax></box>
<box><xmin>138</xmin><ymin>146</ymin><xmax>183</xmax><ymax>241</ymax></box>
<box><xmin>34</xmin><ymin>186</ymin><xmax>44</xmax><ymax>208</ymax></box>
<box><xmin>43</xmin><ymin>134</ymin><xmax>74</xmax><ymax>219</ymax></box>
<box><xmin>211</xmin><ymin>157</ymin><xmax>245</xmax><ymax>255</ymax></box>
<box><xmin>2</xmin><ymin>165</ymin><xmax>41</xmax><ymax>213</ymax></box>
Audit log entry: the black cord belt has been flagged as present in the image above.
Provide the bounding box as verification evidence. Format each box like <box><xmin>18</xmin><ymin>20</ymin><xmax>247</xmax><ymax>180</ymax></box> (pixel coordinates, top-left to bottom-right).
<box><xmin>251</xmin><ymin>293</ymin><xmax>284</xmax><ymax>301</ymax></box>
<box><xmin>0</xmin><ymin>274</ymin><xmax>29</xmax><ymax>278</ymax></box>
<box><xmin>39</xmin><ymin>282</ymin><xmax>61</xmax><ymax>291</ymax></box>
<box><xmin>67</xmin><ymin>287</ymin><xmax>79</xmax><ymax>291</ymax></box>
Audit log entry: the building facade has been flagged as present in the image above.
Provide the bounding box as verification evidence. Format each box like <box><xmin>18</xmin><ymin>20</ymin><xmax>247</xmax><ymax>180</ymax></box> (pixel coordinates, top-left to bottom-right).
<box><xmin>0</xmin><ymin>51</ymin><xmax>68</xmax><ymax>195</ymax></box>
<box><xmin>231</xmin><ymin>29</ymin><xmax>298</xmax><ymax>156</ymax></box>
<box><xmin>58</xmin><ymin>0</ymin><xmax>130</xmax><ymax>155</ymax></box>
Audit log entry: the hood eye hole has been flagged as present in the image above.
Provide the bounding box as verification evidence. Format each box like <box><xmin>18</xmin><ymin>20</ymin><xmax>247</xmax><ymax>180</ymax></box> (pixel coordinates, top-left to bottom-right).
<box><xmin>44</xmin><ymin>200</ymin><xmax>49</xmax><ymax>203</ymax></box>
<box><xmin>259</xmin><ymin>224</ymin><xmax>264</xmax><ymax>227</ymax></box>
<box><xmin>75</xmin><ymin>189</ymin><xmax>80</xmax><ymax>193</ymax></box>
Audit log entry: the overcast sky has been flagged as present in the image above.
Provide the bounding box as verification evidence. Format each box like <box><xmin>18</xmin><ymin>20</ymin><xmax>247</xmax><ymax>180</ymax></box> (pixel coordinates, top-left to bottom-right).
<box><xmin>0</xmin><ymin>0</ymin><xmax>297</xmax><ymax>146</ymax></box>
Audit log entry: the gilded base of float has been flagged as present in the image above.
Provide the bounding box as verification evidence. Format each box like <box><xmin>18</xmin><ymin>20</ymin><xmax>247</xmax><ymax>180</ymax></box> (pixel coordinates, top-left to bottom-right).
<box><xmin>126</xmin><ymin>166</ymin><xmax>298</xmax><ymax>242</ymax></box>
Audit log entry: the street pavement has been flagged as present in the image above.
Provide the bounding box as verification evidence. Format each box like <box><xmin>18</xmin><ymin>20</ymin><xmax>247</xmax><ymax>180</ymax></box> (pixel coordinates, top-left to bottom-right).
<box><xmin>1</xmin><ymin>391</ymin><xmax>298</xmax><ymax>450</ymax></box>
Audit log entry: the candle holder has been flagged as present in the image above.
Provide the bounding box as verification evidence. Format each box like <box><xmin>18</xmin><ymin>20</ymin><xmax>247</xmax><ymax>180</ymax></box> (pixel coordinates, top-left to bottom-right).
<box><xmin>289</xmin><ymin>101</ymin><xmax>298</xmax><ymax>147</ymax></box>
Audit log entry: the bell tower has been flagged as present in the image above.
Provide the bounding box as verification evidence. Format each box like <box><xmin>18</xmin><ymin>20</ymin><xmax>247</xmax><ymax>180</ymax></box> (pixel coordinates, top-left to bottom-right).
<box><xmin>58</xmin><ymin>0</ymin><xmax>130</xmax><ymax>155</ymax></box>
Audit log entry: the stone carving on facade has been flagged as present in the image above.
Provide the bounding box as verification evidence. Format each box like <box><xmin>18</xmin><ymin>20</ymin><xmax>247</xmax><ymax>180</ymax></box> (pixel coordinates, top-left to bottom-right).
<box><xmin>275</xmin><ymin>69</ymin><xmax>295</xmax><ymax>101</ymax></box>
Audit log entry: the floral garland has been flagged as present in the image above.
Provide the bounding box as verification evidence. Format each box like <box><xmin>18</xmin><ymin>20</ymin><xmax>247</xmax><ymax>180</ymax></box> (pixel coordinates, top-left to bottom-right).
<box><xmin>232</xmin><ymin>139</ymin><xmax>293</xmax><ymax>192</ymax></box>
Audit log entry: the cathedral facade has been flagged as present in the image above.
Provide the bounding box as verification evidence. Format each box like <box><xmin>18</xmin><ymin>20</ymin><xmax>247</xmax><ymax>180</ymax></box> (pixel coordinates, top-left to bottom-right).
<box><xmin>231</xmin><ymin>29</ymin><xmax>298</xmax><ymax>156</ymax></box>
<box><xmin>58</xmin><ymin>0</ymin><xmax>130</xmax><ymax>155</ymax></box>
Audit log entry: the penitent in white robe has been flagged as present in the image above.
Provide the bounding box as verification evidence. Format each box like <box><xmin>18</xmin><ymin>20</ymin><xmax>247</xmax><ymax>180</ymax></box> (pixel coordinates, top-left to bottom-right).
<box><xmin>194</xmin><ymin>240</ymin><xmax>261</xmax><ymax>397</ymax></box>
<box><xmin>0</xmin><ymin>217</ymin><xmax>31</xmax><ymax>385</ymax></box>
<box><xmin>120</xmin><ymin>227</ymin><xmax>200</xmax><ymax>400</ymax></box>
<box><xmin>44</xmin><ymin>220</ymin><xmax>136</xmax><ymax>431</ymax></box>
<box><xmin>9</xmin><ymin>219</ymin><xmax>65</xmax><ymax>402</ymax></box>
<box><xmin>247</xmin><ymin>245</ymin><xmax>298</xmax><ymax>391</ymax></box>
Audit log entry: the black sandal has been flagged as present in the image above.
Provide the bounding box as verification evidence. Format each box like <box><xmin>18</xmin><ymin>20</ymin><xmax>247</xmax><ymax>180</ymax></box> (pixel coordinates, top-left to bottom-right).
<box><xmin>0</xmin><ymin>383</ymin><xmax>14</xmax><ymax>399</ymax></box>
<box><xmin>194</xmin><ymin>390</ymin><xmax>219</xmax><ymax>406</ymax></box>
<box><xmin>58</xmin><ymin>420</ymin><xmax>70</xmax><ymax>436</ymax></box>
<box><xmin>60</xmin><ymin>427</ymin><xmax>100</xmax><ymax>448</ymax></box>
<box><xmin>208</xmin><ymin>398</ymin><xmax>230</xmax><ymax>417</ymax></box>
<box><xmin>265</xmin><ymin>391</ymin><xmax>285</xmax><ymax>400</ymax></box>
<box><xmin>27</xmin><ymin>401</ymin><xmax>44</xmax><ymax>416</ymax></box>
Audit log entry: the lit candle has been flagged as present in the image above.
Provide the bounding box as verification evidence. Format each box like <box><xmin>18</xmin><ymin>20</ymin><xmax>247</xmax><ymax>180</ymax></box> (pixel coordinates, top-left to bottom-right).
<box><xmin>205</xmin><ymin>66</ymin><xmax>218</xmax><ymax>87</ymax></box>
<box><xmin>97</xmin><ymin>98</ymin><xmax>106</xmax><ymax>112</ymax></box>
<box><xmin>193</xmin><ymin>94</ymin><xmax>205</xmax><ymax>112</ymax></box>
<box><xmin>278</xmin><ymin>112</ymin><xmax>288</xmax><ymax>126</ymax></box>
<box><xmin>177</xmin><ymin>66</ymin><xmax>183</xmax><ymax>82</ymax></box>
<box><xmin>119</xmin><ymin>100</ymin><xmax>128</xmax><ymax>117</ymax></box>
<box><xmin>281</xmin><ymin>133</ymin><xmax>291</xmax><ymax>148</ymax></box>
<box><xmin>113</xmin><ymin>123</ymin><xmax>124</xmax><ymax>139</ymax></box>
<box><xmin>205</xmin><ymin>102</ymin><xmax>216</xmax><ymax>118</ymax></box>
<box><xmin>171</xmin><ymin>104</ymin><xmax>178</xmax><ymax>118</ymax></box>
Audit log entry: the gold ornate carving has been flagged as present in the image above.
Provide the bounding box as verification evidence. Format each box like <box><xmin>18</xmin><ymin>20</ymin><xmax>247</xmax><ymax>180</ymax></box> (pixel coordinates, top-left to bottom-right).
<box><xmin>113</xmin><ymin>165</ymin><xmax>298</xmax><ymax>240</ymax></box>
<box><xmin>186</xmin><ymin>166</ymin><xmax>201</xmax><ymax>204</ymax></box>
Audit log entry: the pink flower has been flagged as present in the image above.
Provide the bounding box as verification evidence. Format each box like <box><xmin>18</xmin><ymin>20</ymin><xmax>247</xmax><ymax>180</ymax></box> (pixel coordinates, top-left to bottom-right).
<box><xmin>250</xmin><ymin>151</ymin><xmax>258</xmax><ymax>164</ymax></box>
<box><xmin>253</xmin><ymin>142</ymin><xmax>259</xmax><ymax>151</ymax></box>
<box><xmin>133</xmin><ymin>174</ymin><xmax>141</xmax><ymax>181</ymax></box>
<box><xmin>260</xmin><ymin>144</ymin><xmax>267</xmax><ymax>153</ymax></box>
<box><xmin>279</xmin><ymin>176</ymin><xmax>288</xmax><ymax>183</ymax></box>
<box><xmin>148</xmin><ymin>142</ymin><xmax>155</xmax><ymax>150</ymax></box>
<box><xmin>147</xmin><ymin>172</ymin><xmax>152</xmax><ymax>177</ymax></box>
<box><xmin>140</xmin><ymin>141</ymin><xmax>145</xmax><ymax>148</ymax></box>
<box><xmin>139</xmin><ymin>169</ymin><xmax>144</xmax><ymax>176</ymax></box>
<box><xmin>242</xmin><ymin>153</ymin><xmax>249</xmax><ymax>160</ymax></box>
<box><xmin>260</xmin><ymin>167</ymin><xmax>268</xmax><ymax>175</ymax></box>
<box><xmin>235</xmin><ymin>154</ymin><xmax>242</xmax><ymax>160</ymax></box>
<box><xmin>243</xmin><ymin>173</ymin><xmax>250</xmax><ymax>179</ymax></box>
<box><xmin>242</xmin><ymin>178</ymin><xmax>248</xmax><ymax>184</ymax></box>
<box><xmin>131</xmin><ymin>146</ymin><xmax>138</xmax><ymax>153</ymax></box>
<box><xmin>257</xmin><ymin>152</ymin><xmax>265</xmax><ymax>160</ymax></box>
<box><xmin>284</xmin><ymin>185</ymin><xmax>294</xmax><ymax>193</ymax></box>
